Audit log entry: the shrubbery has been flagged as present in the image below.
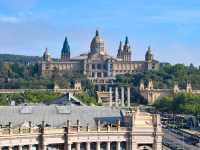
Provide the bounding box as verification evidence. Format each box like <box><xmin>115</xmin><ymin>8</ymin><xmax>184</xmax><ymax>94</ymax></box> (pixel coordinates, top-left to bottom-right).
<box><xmin>154</xmin><ymin>93</ymin><xmax>200</xmax><ymax>115</ymax></box>
<box><xmin>116</xmin><ymin>64</ymin><xmax>200</xmax><ymax>89</ymax></box>
<box><xmin>75</xmin><ymin>92</ymin><xmax>97</xmax><ymax>106</ymax></box>
<box><xmin>0</xmin><ymin>91</ymin><xmax>63</xmax><ymax>105</ymax></box>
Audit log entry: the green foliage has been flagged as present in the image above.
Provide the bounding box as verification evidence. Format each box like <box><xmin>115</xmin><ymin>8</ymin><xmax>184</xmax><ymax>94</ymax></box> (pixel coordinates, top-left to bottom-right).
<box><xmin>116</xmin><ymin>64</ymin><xmax>200</xmax><ymax>89</ymax></box>
<box><xmin>154</xmin><ymin>93</ymin><xmax>200</xmax><ymax>115</ymax></box>
<box><xmin>75</xmin><ymin>92</ymin><xmax>97</xmax><ymax>105</ymax></box>
<box><xmin>0</xmin><ymin>91</ymin><xmax>63</xmax><ymax>105</ymax></box>
<box><xmin>0</xmin><ymin>54</ymin><xmax>41</xmax><ymax>64</ymax></box>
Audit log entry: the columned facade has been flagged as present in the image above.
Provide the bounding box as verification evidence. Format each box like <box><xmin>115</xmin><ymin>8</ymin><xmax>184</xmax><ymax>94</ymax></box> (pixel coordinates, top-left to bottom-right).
<box><xmin>108</xmin><ymin>86</ymin><xmax>131</xmax><ymax>107</ymax></box>
<box><xmin>0</xmin><ymin>109</ymin><xmax>163</xmax><ymax>150</ymax></box>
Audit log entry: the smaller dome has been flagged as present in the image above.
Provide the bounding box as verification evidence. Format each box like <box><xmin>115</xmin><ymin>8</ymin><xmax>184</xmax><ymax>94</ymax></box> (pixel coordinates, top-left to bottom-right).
<box><xmin>145</xmin><ymin>46</ymin><xmax>153</xmax><ymax>61</ymax></box>
<box><xmin>90</xmin><ymin>30</ymin><xmax>105</xmax><ymax>55</ymax></box>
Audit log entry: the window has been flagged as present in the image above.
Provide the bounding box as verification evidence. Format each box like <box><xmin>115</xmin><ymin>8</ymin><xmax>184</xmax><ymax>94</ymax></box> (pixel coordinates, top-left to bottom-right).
<box><xmin>92</xmin><ymin>72</ymin><xmax>95</xmax><ymax>77</ymax></box>
<box><xmin>104</xmin><ymin>72</ymin><xmax>107</xmax><ymax>77</ymax></box>
<box><xmin>92</xmin><ymin>64</ymin><xmax>95</xmax><ymax>69</ymax></box>
<box><xmin>110</xmin><ymin>64</ymin><xmax>113</xmax><ymax>70</ymax></box>
<box><xmin>103</xmin><ymin>64</ymin><xmax>107</xmax><ymax>70</ymax></box>
<box><xmin>97</xmin><ymin>72</ymin><xmax>101</xmax><ymax>77</ymax></box>
<box><xmin>97</xmin><ymin>64</ymin><xmax>102</xmax><ymax>69</ymax></box>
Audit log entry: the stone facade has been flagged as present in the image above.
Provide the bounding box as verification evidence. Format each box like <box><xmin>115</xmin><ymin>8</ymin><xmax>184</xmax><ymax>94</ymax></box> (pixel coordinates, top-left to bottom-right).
<box><xmin>0</xmin><ymin>106</ymin><xmax>163</xmax><ymax>150</ymax></box>
<box><xmin>40</xmin><ymin>30</ymin><xmax>160</xmax><ymax>91</ymax></box>
<box><xmin>139</xmin><ymin>80</ymin><xmax>200</xmax><ymax>104</ymax></box>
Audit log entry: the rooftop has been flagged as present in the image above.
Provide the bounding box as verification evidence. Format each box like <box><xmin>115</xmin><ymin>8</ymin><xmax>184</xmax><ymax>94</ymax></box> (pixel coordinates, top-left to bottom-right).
<box><xmin>0</xmin><ymin>105</ymin><xmax>121</xmax><ymax>128</ymax></box>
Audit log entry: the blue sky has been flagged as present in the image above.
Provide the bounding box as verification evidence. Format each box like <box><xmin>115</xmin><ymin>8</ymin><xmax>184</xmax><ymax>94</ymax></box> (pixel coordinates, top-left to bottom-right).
<box><xmin>0</xmin><ymin>0</ymin><xmax>199</xmax><ymax>65</ymax></box>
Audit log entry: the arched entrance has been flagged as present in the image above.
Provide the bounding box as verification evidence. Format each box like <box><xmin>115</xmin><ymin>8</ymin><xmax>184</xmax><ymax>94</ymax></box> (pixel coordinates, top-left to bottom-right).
<box><xmin>110</xmin><ymin>142</ymin><xmax>116</xmax><ymax>150</ymax></box>
<box><xmin>90</xmin><ymin>142</ymin><xmax>96</xmax><ymax>150</ymax></box>
<box><xmin>80</xmin><ymin>143</ymin><xmax>86</xmax><ymax>150</ymax></box>
<box><xmin>100</xmin><ymin>142</ymin><xmax>106</xmax><ymax>150</ymax></box>
<box><xmin>120</xmin><ymin>142</ymin><xmax>126</xmax><ymax>150</ymax></box>
<box><xmin>138</xmin><ymin>145</ymin><xmax>153</xmax><ymax>150</ymax></box>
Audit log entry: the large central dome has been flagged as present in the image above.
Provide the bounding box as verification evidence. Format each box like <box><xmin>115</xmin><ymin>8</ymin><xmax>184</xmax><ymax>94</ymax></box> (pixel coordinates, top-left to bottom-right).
<box><xmin>90</xmin><ymin>30</ymin><xmax>105</xmax><ymax>55</ymax></box>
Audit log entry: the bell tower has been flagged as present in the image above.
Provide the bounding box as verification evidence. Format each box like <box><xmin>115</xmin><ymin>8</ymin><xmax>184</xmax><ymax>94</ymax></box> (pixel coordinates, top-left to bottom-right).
<box><xmin>117</xmin><ymin>41</ymin><xmax>123</xmax><ymax>59</ymax></box>
<box><xmin>121</xmin><ymin>36</ymin><xmax>132</xmax><ymax>61</ymax></box>
<box><xmin>61</xmin><ymin>37</ymin><xmax>70</xmax><ymax>61</ymax></box>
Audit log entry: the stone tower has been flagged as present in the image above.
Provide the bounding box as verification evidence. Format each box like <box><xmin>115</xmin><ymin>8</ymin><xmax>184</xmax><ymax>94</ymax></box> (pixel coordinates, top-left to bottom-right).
<box><xmin>145</xmin><ymin>46</ymin><xmax>154</xmax><ymax>62</ymax></box>
<box><xmin>139</xmin><ymin>80</ymin><xmax>145</xmax><ymax>91</ymax></box>
<box><xmin>147</xmin><ymin>80</ymin><xmax>154</xmax><ymax>90</ymax></box>
<box><xmin>186</xmin><ymin>82</ymin><xmax>192</xmax><ymax>93</ymax></box>
<box><xmin>145</xmin><ymin>46</ymin><xmax>156</xmax><ymax>70</ymax></box>
<box><xmin>61</xmin><ymin>37</ymin><xmax>70</xmax><ymax>61</ymax></box>
<box><xmin>117</xmin><ymin>41</ymin><xmax>123</xmax><ymax>59</ymax></box>
<box><xmin>43</xmin><ymin>48</ymin><xmax>51</xmax><ymax>62</ymax></box>
<box><xmin>173</xmin><ymin>82</ymin><xmax>180</xmax><ymax>94</ymax></box>
<box><xmin>121</xmin><ymin>36</ymin><xmax>131</xmax><ymax>61</ymax></box>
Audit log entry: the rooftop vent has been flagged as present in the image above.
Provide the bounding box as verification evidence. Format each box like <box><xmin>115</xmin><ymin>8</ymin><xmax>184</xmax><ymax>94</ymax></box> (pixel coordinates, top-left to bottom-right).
<box><xmin>20</xmin><ymin>106</ymin><xmax>33</xmax><ymax>114</ymax></box>
<box><xmin>56</xmin><ymin>105</ymin><xmax>71</xmax><ymax>114</ymax></box>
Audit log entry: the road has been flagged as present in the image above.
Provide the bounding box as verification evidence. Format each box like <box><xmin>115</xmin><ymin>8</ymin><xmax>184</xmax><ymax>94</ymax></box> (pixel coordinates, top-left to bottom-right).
<box><xmin>163</xmin><ymin>128</ymin><xmax>200</xmax><ymax>150</ymax></box>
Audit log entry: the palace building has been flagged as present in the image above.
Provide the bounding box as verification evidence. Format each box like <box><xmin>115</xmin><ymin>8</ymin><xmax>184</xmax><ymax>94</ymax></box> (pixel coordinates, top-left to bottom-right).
<box><xmin>40</xmin><ymin>30</ymin><xmax>160</xmax><ymax>91</ymax></box>
<box><xmin>0</xmin><ymin>105</ymin><xmax>163</xmax><ymax>150</ymax></box>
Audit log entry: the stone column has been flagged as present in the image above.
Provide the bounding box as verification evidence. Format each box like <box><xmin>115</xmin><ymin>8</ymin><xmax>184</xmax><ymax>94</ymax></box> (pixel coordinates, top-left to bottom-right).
<box><xmin>95</xmin><ymin>72</ymin><xmax>98</xmax><ymax>78</ymax></box>
<box><xmin>115</xmin><ymin>87</ymin><xmax>119</xmax><ymax>107</ymax></box>
<box><xmin>127</xmin><ymin>87</ymin><xmax>130</xmax><ymax>107</ymax></box>
<box><xmin>131</xmin><ymin>142</ymin><xmax>137</xmax><ymax>150</ymax></box>
<box><xmin>86</xmin><ymin>142</ymin><xmax>90</xmax><ymax>150</ymax></box>
<box><xmin>106</xmin><ymin>142</ymin><xmax>110</xmax><ymax>150</ymax></box>
<box><xmin>117</xmin><ymin>142</ymin><xmax>120</xmax><ymax>150</ymax></box>
<box><xmin>96</xmin><ymin>142</ymin><xmax>100</xmax><ymax>150</ymax></box>
<box><xmin>154</xmin><ymin>135</ymin><xmax>162</xmax><ymax>150</ymax></box>
<box><xmin>109</xmin><ymin>87</ymin><xmax>112</xmax><ymax>107</ymax></box>
<box><xmin>121</xmin><ymin>87</ymin><xmax>125</xmax><ymax>107</ymax></box>
<box><xmin>101</xmin><ymin>72</ymin><xmax>104</xmax><ymax>78</ymax></box>
<box><xmin>105</xmin><ymin>85</ymin><xmax>108</xmax><ymax>91</ymax></box>
<box><xmin>28</xmin><ymin>144</ymin><xmax>32</xmax><ymax>150</ymax></box>
<box><xmin>64</xmin><ymin>144</ymin><xmax>67</xmax><ymax>150</ymax></box>
<box><xmin>43</xmin><ymin>145</ymin><xmax>47</xmax><ymax>150</ymax></box>
<box><xmin>98</xmin><ymin>85</ymin><xmax>101</xmax><ymax>92</ymax></box>
<box><xmin>68</xmin><ymin>144</ymin><xmax>72</xmax><ymax>150</ymax></box>
<box><xmin>126</xmin><ymin>141</ymin><xmax>129</xmax><ymax>150</ymax></box>
<box><xmin>76</xmin><ymin>143</ymin><xmax>80</xmax><ymax>150</ymax></box>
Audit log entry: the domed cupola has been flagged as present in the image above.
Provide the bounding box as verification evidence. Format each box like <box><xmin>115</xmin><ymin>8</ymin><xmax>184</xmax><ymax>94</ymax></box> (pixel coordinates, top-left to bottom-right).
<box><xmin>145</xmin><ymin>46</ymin><xmax>154</xmax><ymax>62</ymax></box>
<box><xmin>90</xmin><ymin>30</ymin><xmax>105</xmax><ymax>55</ymax></box>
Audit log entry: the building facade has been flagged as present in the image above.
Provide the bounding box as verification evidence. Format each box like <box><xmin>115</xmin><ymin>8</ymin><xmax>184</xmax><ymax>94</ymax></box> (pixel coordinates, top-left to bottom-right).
<box><xmin>0</xmin><ymin>106</ymin><xmax>163</xmax><ymax>150</ymax></box>
<box><xmin>40</xmin><ymin>30</ymin><xmax>160</xmax><ymax>91</ymax></box>
<box><xmin>139</xmin><ymin>80</ymin><xmax>200</xmax><ymax>104</ymax></box>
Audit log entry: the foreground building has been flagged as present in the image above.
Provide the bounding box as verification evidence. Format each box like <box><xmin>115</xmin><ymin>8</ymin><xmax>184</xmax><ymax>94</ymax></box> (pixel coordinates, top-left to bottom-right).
<box><xmin>40</xmin><ymin>30</ymin><xmax>160</xmax><ymax>91</ymax></box>
<box><xmin>0</xmin><ymin>105</ymin><xmax>162</xmax><ymax>150</ymax></box>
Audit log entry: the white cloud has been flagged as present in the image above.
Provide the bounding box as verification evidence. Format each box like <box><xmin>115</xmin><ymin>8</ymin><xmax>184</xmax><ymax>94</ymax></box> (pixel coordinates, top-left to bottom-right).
<box><xmin>0</xmin><ymin>15</ymin><xmax>20</xmax><ymax>23</ymax></box>
<box><xmin>0</xmin><ymin>0</ymin><xmax>39</xmax><ymax>11</ymax></box>
<box><xmin>147</xmin><ymin>9</ymin><xmax>200</xmax><ymax>25</ymax></box>
<box><xmin>0</xmin><ymin>11</ymin><xmax>34</xmax><ymax>24</ymax></box>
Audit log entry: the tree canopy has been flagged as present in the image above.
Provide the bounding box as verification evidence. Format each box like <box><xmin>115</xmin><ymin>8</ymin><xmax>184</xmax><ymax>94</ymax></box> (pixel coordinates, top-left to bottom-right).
<box><xmin>116</xmin><ymin>63</ymin><xmax>200</xmax><ymax>89</ymax></box>
<box><xmin>154</xmin><ymin>93</ymin><xmax>200</xmax><ymax>115</ymax></box>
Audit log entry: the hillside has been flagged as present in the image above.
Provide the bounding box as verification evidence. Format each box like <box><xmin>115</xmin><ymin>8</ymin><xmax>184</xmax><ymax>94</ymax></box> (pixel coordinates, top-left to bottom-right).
<box><xmin>0</xmin><ymin>54</ymin><xmax>41</xmax><ymax>64</ymax></box>
<box><xmin>116</xmin><ymin>64</ymin><xmax>200</xmax><ymax>90</ymax></box>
